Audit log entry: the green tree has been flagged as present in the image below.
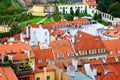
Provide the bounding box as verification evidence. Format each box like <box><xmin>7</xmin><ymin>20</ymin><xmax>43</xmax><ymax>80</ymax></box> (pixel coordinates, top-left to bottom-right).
<box><xmin>93</xmin><ymin>13</ymin><xmax>98</xmax><ymax>20</ymax></box>
<box><xmin>108</xmin><ymin>2</ymin><xmax>120</xmax><ymax>17</ymax></box>
<box><xmin>64</xmin><ymin>14</ymin><xmax>73</xmax><ymax>21</ymax></box>
<box><xmin>70</xmin><ymin>7</ymin><xmax>74</xmax><ymax>16</ymax></box>
<box><xmin>75</xmin><ymin>8</ymin><xmax>80</xmax><ymax>16</ymax></box>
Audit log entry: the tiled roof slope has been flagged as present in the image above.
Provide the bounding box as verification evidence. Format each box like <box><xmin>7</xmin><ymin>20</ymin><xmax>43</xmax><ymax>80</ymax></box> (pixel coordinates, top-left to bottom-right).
<box><xmin>103</xmin><ymin>39</ymin><xmax>120</xmax><ymax>58</ymax></box>
<box><xmin>86</xmin><ymin>0</ymin><xmax>97</xmax><ymax>7</ymax></box>
<box><xmin>33</xmin><ymin>47</ymin><xmax>54</xmax><ymax>68</ymax></box>
<box><xmin>43</xmin><ymin>18</ymin><xmax>90</xmax><ymax>31</ymax></box>
<box><xmin>0</xmin><ymin>66</ymin><xmax>18</xmax><ymax>80</ymax></box>
<box><xmin>49</xmin><ymin>40</ymin><xmax>75</xmax><ymax>60</ymax></box>
<box><xmin>74</xmin><ymin>30</ymin><xmax>106</xmax><ymax>51</ymax></box>
<box><xmin>0</xmin><ymin>42</ymin><xmax>35</xmax><ymax>60</ymax></box>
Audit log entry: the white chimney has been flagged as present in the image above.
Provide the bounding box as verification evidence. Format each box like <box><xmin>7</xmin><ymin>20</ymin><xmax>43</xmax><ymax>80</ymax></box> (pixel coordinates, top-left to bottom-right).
<box><xmin>102</xmin><ymin>57</ymin><xmax>106</xmax><ymax>63</ymax></box>
<box><xmin>72</xmin><ymin>59</ymin><xmax>78</xmax><ymax>71</ymax></box>
<box><xmin>115</xmin><ymin>57</ymin><xmax>119</xmax><ymax>62</ymax></box>
<box><xmin>93</xmin><ymin>67</ymin><xmax>97</xmax><ymax>76</ymax></box>
<box><xmin>8</xmin><ymin>55</ymin><xmax>13</xmax><ymax>61</ymax></box>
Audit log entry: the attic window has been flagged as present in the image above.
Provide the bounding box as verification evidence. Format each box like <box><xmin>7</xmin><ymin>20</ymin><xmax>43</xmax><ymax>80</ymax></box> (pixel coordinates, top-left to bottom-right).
<box><xmin>110</xmin><ymin>51</ymin><xmax>112</xmax><ymax>55</ymax></box>
<box><xmin>68</xmin><ymin>53</ymin><xmax>74</xmax><ymax>58</ymax></box>
<box><xmin>38</xmin><ymin>59</ymin><xmax>42</xmax><ymax>64</ymax></box>
<box><xmin>118</xmin><ymin>50</ymin><xmax>120</xmax><ymax>54</ymax></box>
<box><xmin>76</xmin><ymin>40</ymin><xmax>80</xmax><ymax>43</ymax></box>
<box><xmin>58</xmin><ymin>54</ymin><xmax>64</xmax><ymax>59</ymax></box>
<box><xmin>46</xmin><ymin>58</ymin><xmax>50</xmax><ymax>62</ymax></box>
<box><xmin>40</xmin><ymin>52</ymin><xmax>43</xmax><ymax>54</ymax></box>
<box><xmin>95</xmin><ymin>38</ymin><xmax>99</xmax><ymax>41</ymax></box>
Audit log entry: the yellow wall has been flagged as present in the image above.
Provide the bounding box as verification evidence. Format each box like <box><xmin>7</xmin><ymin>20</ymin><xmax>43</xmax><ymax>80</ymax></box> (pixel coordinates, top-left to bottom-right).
<box><xmin>29</xmin><ymin>58</ymin><xmax>35</xmax><ymax>70</ymax></box>
<box><xmin>0</xmin><ymin>26</ymin><xmax>10</xmax><ymax>32</ymax></box>
<box><xmin>35</xmin><ymin>71</ymin><xmax>55</xmax><ymax>80</ymax></box>
<box><xmin>51</xmin><ymin>36</ymin><xmax>56</xmax><ymax>42</ymax></box>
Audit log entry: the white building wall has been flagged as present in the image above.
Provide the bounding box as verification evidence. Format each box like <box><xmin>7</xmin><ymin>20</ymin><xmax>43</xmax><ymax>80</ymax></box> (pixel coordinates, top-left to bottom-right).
<box><xmin>58</xmin><ymin>4</ymin><xmax>86</xmax><ymax>14</ymax></box>
<box><xmin>79</xmin><ymin>54</ymin><xmax>107</xmax><ymax>60</ymax></box>
<box><xmin>86</xmin><ymin>5</ymin><xmax>96</xmax><ymax>16</ymax></box>
<box><xmin>30</xmin><ymin>25</ymin><xmax>50</xmax><ymax>46</ymax></box>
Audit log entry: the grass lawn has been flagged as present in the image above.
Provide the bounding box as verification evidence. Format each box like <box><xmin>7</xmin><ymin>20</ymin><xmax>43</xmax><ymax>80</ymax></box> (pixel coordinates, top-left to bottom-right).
<box><xmin>22</xmin><ymin>16</ymin><xmax>44</xmax><ymax>26</ymax></box>
<box><xmin>43</xmin><ymin>17</ymin><xmax>52</xmax><ymax>24</ymax></box>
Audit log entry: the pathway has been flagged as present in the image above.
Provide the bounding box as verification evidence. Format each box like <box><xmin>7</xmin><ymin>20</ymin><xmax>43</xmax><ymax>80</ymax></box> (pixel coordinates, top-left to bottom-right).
<box><xmin>37</xmin><ymin>17</ymin><xmax>47</xmax><ymax>24</ymax></box>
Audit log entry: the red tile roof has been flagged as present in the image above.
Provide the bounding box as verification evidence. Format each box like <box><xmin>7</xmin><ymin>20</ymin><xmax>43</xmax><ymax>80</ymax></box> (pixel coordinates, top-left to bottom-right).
<box><xmin>33</xmin><ymin>47</ymin><xmax>54</xmax><ymax>68</ymax></box>
<box><xmin>29</xmin><ymin>24</ymin><xmax>39</xmax><ymax>28</ymax></box>
<box><xmin>51</xmin><ymin>29</ymin><xmax>65</xmax><ymax>38</ymax></box>
<box><xmin>49</xmin><ymin>40</ymin><xmax>75</xmax><ymax>61</ymax></box>
<box><xmin>86</xmin><ymin>0</ymin><xmax>97</xmax><ymax>7</ymax></box>
<box><xmin>0</xmin><ymin>38</ymin><xmax>7</xmax><ymax>43</ymax></box>
<box><xmin>14</xmin><ymin>34</ymin><xmax>20</xmax><ymax>40</ymax></box>
<box><xmin>74</xmin><ymin>30</ymin><xmax>106</xmax><ymax>52</ymax></box>
<box><xmin>43</xmin><ymin>18</ymin><xmax>90</xmax><ymax>31</ymax></box>
<box><xmin>103</xmin><ymin>40</ymin><xmax>120</xmax><ymax>58</ymax></box>
<box><xmin>103</xmin><ymin>27</ymin><xmax>120</xmax><ymax>39</ymax></box>
<box><xmin>0</xmin><ymin>42</ymin><xmax>35</xmax><ymax>60</ymax></box>
<box><xmin>0</xmin><ymin>66</ymin><xmax>18</xmax><ymax>80</ymax></box>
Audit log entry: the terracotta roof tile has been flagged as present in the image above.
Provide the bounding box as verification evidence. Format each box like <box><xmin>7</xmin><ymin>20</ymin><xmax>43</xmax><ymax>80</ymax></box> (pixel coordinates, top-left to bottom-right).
<box><xmin>29</xmin><ymin>24</ymin><xmax>39</xmax><ymax>28</ymax></box>
<box><xmin>14</xmin><ymin>34</ymin><xmax>20</xmax><ymax>40</ymax></box>
<box><xmin>49</xmin><ymin>40</ymin><xmax>75</xmax><ymax>61</ymax></box>
<box><xmin>43</xmin><ymin>18</ymin><xmax>90</xmax><ymax>31</ymax></box>
<box><xmin>51</xmin><ymin>29</ymin><xmax>65</xmax><ymax>38</ymax></box>
<box><xmin>86</xmin><ymin>0</ymin><xmax>97</xmax><ymax>7</ymax></box>
<box><xmin>33</xmin><ymin>47</ymin><xmax>54</xmax><ymax>68</ymax></box>
<box><xmin>0</xmin><ymin>42</ymin><xmax>35</xmax><ymax>60</ymax></box>
<box><xmin>74</xmin><ymin>30</ymin><xmax>106</xmax><ymax>53</ymax></box>
<box><xmin>0</xmin><ymin>66</ymin><xmax>18</xmax><ymax>80</ymax></box>
<box><xmin>103</xmin><ymin>40</ymin><xmax>120</xmax><ymax>58</ymax></box>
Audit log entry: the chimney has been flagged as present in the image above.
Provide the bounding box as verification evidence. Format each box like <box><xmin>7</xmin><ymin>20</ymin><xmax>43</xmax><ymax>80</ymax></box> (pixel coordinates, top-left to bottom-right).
<box><xmin>115</xmin><ymin>57</ymin><xmax>119</xmax><ymax>62</ymax></box>
<box><xmin>93</xmin><ymin>67</ymin><xmax>97</xmax><ymax>76</ymax></box>
<box><xmin>102</xmin><ymin>57</ymin><xmax>106</xmax><ymax>63</ymax></box>
<box><xmin>72</xmin><ymin>59</ymin><xmax>78</xmax><ymax>71</ymax></box>
<box><xmin>8</xmin><ymin>55</ymin><xmax>13</xmax><ymax>61</ymax></box>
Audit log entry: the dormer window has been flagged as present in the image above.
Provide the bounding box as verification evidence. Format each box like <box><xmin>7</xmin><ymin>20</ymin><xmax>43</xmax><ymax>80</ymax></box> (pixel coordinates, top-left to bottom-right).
<box><xmin>68</xmin><ymin>53</ymin><xmax>74</xmax><ymax>58</ymax></box>
<box><xmin>38</xmin><ymin>59</ymin><xmax>42</xmax><ymax>64</ymax></box>
<box><xmin>46</xmin><ymin>58</ymin><xmax>50</xmax><ymax>62</ymax></box>
<box><xmin>118</xmin><ymin>50</ymin><xmax>120</xmax><ymax>54</ymax></box>
<box><xmin>58</xmin><ymin>54</ymin><xmax>64</xmax><ymax>59</ymax></box>
<box><xmin>40</xmin><ymin>52</ymin><xmax>43</xmax><ymax>54</ymax></box>
<box><xmin>76</xmin><ymin>40</ymin><xmax>80</xmax><ymax>43</ymax></box>
<box><xmin>110</xmin><ymin>51</ymin><xmax>112</xmax><ymax>55</ymax></box>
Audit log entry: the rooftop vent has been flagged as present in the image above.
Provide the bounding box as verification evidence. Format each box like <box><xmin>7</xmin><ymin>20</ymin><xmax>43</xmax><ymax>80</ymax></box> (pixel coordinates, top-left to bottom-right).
<box><xmin>115</xmin><ymin>57</ymin><xmax>119</xmax><ymax>62</ymax></box>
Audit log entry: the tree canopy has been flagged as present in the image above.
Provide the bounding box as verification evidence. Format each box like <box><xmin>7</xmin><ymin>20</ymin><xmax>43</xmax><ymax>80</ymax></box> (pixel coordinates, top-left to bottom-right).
<box><xmin>97</xmin><ymin>0</ymin><xmax>120</xmax><ymax>17</ymax></box>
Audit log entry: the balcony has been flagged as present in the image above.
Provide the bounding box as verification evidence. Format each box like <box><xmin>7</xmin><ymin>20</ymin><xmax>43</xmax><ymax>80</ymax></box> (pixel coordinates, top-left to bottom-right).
<box><xmin>15</xmin><ymin>68</ymin><xmax>32</xmax><ymax>76</ymax></box>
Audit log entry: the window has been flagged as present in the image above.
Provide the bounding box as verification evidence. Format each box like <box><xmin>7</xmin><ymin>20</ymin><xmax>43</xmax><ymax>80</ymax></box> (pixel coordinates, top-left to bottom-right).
<box><xmin>45</xmin><ymin>32</ymin><xmax>47</xmax><ymax>35</ymax></box>
<box><xmin>58</xmin><ymin>54</ymin><xmax>64</xmax><ymax>59</ymax></box>
<box><xmin>92</xmin><ymin>10</ymin><xmax>94</xmax><ymax>13</ymax></box>
<box><xmin>89</xmin><ymin>50</ymin><xmax>96</xmax><ymax>54</ymax></box>
<box><xmin>76</xmin><ymin>40</ymin><xmax>80</xmax><ymax>43</ymax></box>
<box><xmin>36</xmin><ymin>77</ymin><xmax>40</xmax><ymax>80</ymax></box>
<box><xmin>38</xmin><ymin>59</ymin><xmax>42</xmax><ymax>64</ymax></box>
<box><xmin>40</xmin><ymin>52</ymin><xmax>43</xmax><ymax>54</ymax></box>
<box><xmin>98</xmin><ymin>49</ymin><xmax>106</xmax><ymax>53</ymax></box>
<box><xmin>79</xmin><ymin>51</ymin><xmax>87</xmax><ymax>55</ymax></box>
<box><xmin>47</xmin><ymin>76</ymin><xmax>50</xmax><ymax>80</ymax></box>
<box><xmin>45</xmin><ymin>39</ymin><xmax>47</xmax><ymax>42</ymax></box>
<box><xmin>118</xmin><ymin>50</ymin><xmax>120</xmax><ymax>54</ymax></box>
<box><xmin>110</xmin><ymin>51</ymin><xmax>112</xmax><ymax>55</ymax></box>
<box><xmin>46</xmin><ymin>58</ymin><xmax>50</xmax><ymax>62</ymax></box>
<box><xmin>68</xmin><ymin>53</ymin><xmax>74</xmax><ymax>58</ymax></box>
<box><xmin>66</xmin><ymin>7</ymin><xmax>68</xmax><ymax>9</ymax></box>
